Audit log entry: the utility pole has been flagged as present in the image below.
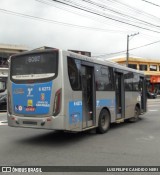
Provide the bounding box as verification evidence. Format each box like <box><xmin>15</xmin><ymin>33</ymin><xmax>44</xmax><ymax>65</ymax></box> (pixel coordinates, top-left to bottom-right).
<box><xmin>126</xmin><ymin>32</ymin><xmax>139</xmax><ymax>67</ymax></box>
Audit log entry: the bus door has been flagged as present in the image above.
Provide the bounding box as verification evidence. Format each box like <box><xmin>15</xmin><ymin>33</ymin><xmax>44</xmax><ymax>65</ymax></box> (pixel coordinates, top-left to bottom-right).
<box><xmin>115</xmin><ymin>72</ymin><xmax>125</xmax><ymax>119</ymax></box>
<box><xmin>140</xmin><ymin>77</ymin><xmax>147</xmax><ymax>113</ymax></box>
<box><xmin>81</xmin><ymin>64</ymin><xmax>96</xmax><ymax>129</ymax></box>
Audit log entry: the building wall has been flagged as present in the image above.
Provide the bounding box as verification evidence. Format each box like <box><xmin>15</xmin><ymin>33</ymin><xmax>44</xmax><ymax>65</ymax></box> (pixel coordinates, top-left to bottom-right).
<box><xmin>0</xmin><ymin>44</ymin><xmax>28</xmax><ymax>67</ymax></box>
<box><xmin>111</xmin><ymin>57</ymin><xmax>160</xmax><ymax>93</ymax></box>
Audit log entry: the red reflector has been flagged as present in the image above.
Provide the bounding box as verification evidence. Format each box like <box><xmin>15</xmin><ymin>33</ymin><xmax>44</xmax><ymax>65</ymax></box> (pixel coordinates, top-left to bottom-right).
<box><xmin>47</xmin><ymin>118</ymin><xmax>51</xmax><ymax>122</ymax></box>
<box><xmin>11</xmin><ymin>117</ymin><xmax>15</xmax><ymax>120</ymax></box>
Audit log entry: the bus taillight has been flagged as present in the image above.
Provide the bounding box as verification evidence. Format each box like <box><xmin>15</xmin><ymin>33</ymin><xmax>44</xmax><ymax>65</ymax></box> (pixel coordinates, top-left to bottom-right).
<box><xmin>8</xmin><ymin>92</ymin><xmax>11</xmax><ymax>114</ymax></box>
<box><xmin>53</xmin><ymin>89</ymin><xmax>61</xmax><ymax>116</ymax></box>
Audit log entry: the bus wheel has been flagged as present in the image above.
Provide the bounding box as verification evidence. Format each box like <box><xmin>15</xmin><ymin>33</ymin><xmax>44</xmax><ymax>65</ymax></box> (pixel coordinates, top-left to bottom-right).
<box><xmin>96</xmin><ymin>109</ymin><xmax>110</xmax><ymax>134</ymax></box>
<box><xmin>129</xmin><ymin>106</ymin><xmax>140</xmax><ymax>122</ymax></box>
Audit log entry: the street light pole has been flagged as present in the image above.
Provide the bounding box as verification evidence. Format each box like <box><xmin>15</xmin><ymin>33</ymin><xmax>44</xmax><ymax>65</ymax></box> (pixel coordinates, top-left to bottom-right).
<box><xmin>126</xmin><ymin>35</ymin><xmax>129</xmax><ymax>67</ymax></box>
<box><xmin>126</xmin><ymin>32</ymin><xmax>139</xmax><ymax>67</ymax></box>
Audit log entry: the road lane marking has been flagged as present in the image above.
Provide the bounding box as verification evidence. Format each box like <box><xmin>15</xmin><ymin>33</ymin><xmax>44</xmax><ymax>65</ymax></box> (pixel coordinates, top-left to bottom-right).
<box><xmin>0</xmin><ymin>120</ymin><xmax>8</xmax><ymax>126</ymax></box>
<box><xmin>148</xmin><ymin>104</ymin><xmax>160</xmax><ymax>106</ymax></box>
<box><xmin>148</xmin><ymin>110</ymin><xmax>158</xmax><ymax>112</ymax></box>
<box><xmin>148</xmin><ymin>105</ymin><xmax>160</xmax><ymax>106</ymax></box>
<box><xmin>136</xmin><ymin>135</ymin><xmax>155</xmax><ymax>142</ymax></box>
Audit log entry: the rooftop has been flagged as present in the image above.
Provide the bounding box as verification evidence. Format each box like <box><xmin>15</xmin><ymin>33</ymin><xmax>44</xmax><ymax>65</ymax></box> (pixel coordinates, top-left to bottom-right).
<box><xmin>108</xmin><ymin>55</ymin><xmax>160</xmax><ymax>63</ymax></box>
<box><xmin>0</xmin><ymin>43</ymin><xmax>29</xmax><ymax>51</ymax></box>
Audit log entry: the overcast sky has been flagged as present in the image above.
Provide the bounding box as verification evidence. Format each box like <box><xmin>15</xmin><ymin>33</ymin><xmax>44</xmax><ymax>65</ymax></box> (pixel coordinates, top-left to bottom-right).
<box><xmin>1</xmin><ymin>0</ymin><xmax>160</xmax><ymax>59</ymax></box>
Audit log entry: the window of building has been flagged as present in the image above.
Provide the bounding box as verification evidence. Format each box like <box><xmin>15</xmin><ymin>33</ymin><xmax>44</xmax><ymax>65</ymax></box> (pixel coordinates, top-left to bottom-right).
<box><xmin>139</xmin><ymin>64</ymin><xmax>147</xmax><ymax>71</ymax></box>
<box><xmin>150</xmin><ymin>65</ymin><xmax>157</xmax><ymax>71</ymax></box>
<box><xmin>128</xmin><ymin>64</ymin><xmax>137</xmax><ymax>70</ymax></box>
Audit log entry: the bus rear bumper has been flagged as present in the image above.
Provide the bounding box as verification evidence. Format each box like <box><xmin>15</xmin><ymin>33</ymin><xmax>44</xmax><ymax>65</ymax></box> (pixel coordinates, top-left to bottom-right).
<box><xmin>7</xmin><ymin>114</ymin><xmax>65</xmax><ymax>130</ymax></box>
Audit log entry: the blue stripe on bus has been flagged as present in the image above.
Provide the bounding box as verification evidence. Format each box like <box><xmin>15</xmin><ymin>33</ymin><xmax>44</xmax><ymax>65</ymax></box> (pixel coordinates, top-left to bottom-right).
<box><xmin>96</xmin><ymin>99</ymin><xmax>115</xmax><ymax>107</ymax></box>
<box><xmin>69</xmin><ymin>99</ymin><xmax>115</xmax><ymax>125</ymax></box>
<box><xmin>69</xmin><ymin>101</ymin><xmax>82</xmax><ymax>125</ymax></box>
<box><xmin>12</xmin><ymin>81</ymin><xmax>53</xmax><ymax>115</ymax></box>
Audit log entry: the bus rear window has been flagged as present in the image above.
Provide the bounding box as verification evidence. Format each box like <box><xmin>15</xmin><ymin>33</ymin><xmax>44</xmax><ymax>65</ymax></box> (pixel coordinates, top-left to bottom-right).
<box><xmin>11</xmin><ymin>51</ymin><xmax>58</xmax><ymax>83</ymax></box>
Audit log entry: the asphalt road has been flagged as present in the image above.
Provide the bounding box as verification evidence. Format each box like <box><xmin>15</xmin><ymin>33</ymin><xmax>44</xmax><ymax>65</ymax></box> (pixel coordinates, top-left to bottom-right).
<box><xmin>0</xmin><ymin>99</ymin><xmax>160</xmax><ymax>174</ymax></box>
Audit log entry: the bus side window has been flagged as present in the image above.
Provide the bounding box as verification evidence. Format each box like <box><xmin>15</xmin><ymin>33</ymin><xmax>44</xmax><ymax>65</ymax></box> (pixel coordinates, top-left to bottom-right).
<box><xmin>67</xmin><ymin>57</ymin><xmax>82</xmax><ymax>91</ymax></box>
<box><xmin>124</xmin><ymin>72</ymin><xmax>133</xmax><ymax>91</ymax></box>
<box><xmin>95</xmin><ymin>65</ymin><xmax>113</xmax><ymax>91</ymax></box>
<box><xmin>133</xmin><ymin>73</ymin><xmax>140</xmax><ymax>91</ymax></box>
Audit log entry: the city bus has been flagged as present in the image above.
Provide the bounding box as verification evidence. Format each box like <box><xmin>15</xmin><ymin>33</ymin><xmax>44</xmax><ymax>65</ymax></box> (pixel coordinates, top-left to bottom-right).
<box><xmin>0</xmin><ymin>68</ymin><xmax>8</xmax><ymax>96</ymax></box>
<box><xmin>7</xmin><ymin>48</ymin><xmax>147</xmax><ymax>133</ymax></box>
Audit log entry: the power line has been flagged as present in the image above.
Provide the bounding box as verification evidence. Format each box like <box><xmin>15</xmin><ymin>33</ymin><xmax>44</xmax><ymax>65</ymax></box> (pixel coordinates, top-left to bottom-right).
<box><xmin>0</xmin><ymin>8</ymin><xmax>129</xmax><ymax>33</ymax></box>
<box><xmin>38</xmin><ymin>0</ymin><xmax>160</xmax><ymax>34</ymax></box>
<box><xmin>37</xmin><ymin>0</ymin><xmax>140</xmax><ymax>33</ymax></box>
<box><xmin>38</xmin><ymin>0</ymin><xmax>160</xmax><ymax>39</ymax></box>
<box><xmin>104</xmin><ymin>0</ymin><xmax>160</xmax><ymax>26</ymax></box>
<box><xmin>51</xmin><ymin>0</ymin><xmax>160</xmax><ymax>33</ymax></box>
<box><xmin>141</xmin><ymin>0</ymin><xmax>160</xmax><ymax>7</ymax></box>
<box><xmin>79</xmin><ymin>0</ymin><xmax>160</xmax><ymax>26</ymax></box>
<box><xmin>93</xmin><ymin>39</ymin><xmax>160</xmax><ymax>57</ymax></box>
<box><xmin>80</xmin><ymin>0</ymin><xmax>160</xmax><ymax>28</ymax></box>
<box><xmin>1</xmin><ymin>2</ymin><xmax>160</xmax><ymax>53</ymax></box>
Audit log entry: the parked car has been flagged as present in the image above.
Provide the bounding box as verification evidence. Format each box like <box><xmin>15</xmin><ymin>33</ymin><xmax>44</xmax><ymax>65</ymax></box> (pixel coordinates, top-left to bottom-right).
<box><xmin>147</xmin><ymin>91</ymin><xmax>157</xmax><ymax>99</ymax></box>
<box><xmin>0</xmin><ymin>94</ymin><xmax>7</xmax><ymax>112</ymax></box>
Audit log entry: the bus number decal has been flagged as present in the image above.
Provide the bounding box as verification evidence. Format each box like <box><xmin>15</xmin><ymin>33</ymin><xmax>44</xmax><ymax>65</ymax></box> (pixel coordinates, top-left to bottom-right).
<box><xmin>74</xmin><ymin>101</ymin><xmax>82</xmax><ymax>106</ymax></box>
<box><xmin>39</xmin><ymin>87</ymin><xmax>51</xmax><ymax>92</ymax></box>
<box><xmin>27</xmin><ymin>56</ymin><xmax>41</xmax><ymax>63</ymax></box>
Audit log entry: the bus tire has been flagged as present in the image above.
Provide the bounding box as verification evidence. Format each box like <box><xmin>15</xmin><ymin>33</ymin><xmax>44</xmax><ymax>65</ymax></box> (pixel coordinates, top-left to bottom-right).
<box><xmin>128</xmin><ymin>106</ymin><xmax>140</xmax><ymax>122</ymax></box>
<box><xmin>96</xmin><ymin>109</ymin><xmax>110</xmax><ymax>134</ymax></box>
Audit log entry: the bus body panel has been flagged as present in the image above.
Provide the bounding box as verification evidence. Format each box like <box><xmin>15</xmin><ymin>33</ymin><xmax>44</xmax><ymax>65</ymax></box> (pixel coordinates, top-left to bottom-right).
<box><xmin>7</xmin><ymin>114</ymin><xmax>65</xmax><ymax>130</ymax></box>
<box><xmin>8</xmin><ymin>49</ymin><xmax>66</xmax><ymax>130</ymax></box>
<box><xmin>96</xmin><ymin>91</ymin><xmax>116</xmax><ymax>123</ymax></box>
<box><xmin>7</xmin><ymin>49</ymin><xmax>147</xmax><ymax>132</ymax></box>
<box><xmin>62</xmin><ymin>51</ymin><xmax>83</xmax><ymax>131</ymax></box>
<box><xmin>125</xmin><ymin>91</ymin><xmax>141</xmax><ymax>119</ymax></box>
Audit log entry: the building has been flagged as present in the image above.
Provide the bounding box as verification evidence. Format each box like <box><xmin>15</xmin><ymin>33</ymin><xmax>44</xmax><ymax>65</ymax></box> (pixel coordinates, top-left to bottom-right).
<box><xmin>0</xmin><ymin>44</ymin><xmax>28</xmax><ymax>67</ymax></box>
<box><xmin>109</xmin><ymin>56</ymin><xmax>160</xmax><ymax>93</ymax></box>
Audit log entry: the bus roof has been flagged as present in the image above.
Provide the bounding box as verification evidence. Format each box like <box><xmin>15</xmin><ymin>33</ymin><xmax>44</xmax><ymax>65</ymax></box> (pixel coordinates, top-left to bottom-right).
<box><xmin>9</xmin><ymin>48</ymin><xmax>145</xmax><ymax>76</ymax></box>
